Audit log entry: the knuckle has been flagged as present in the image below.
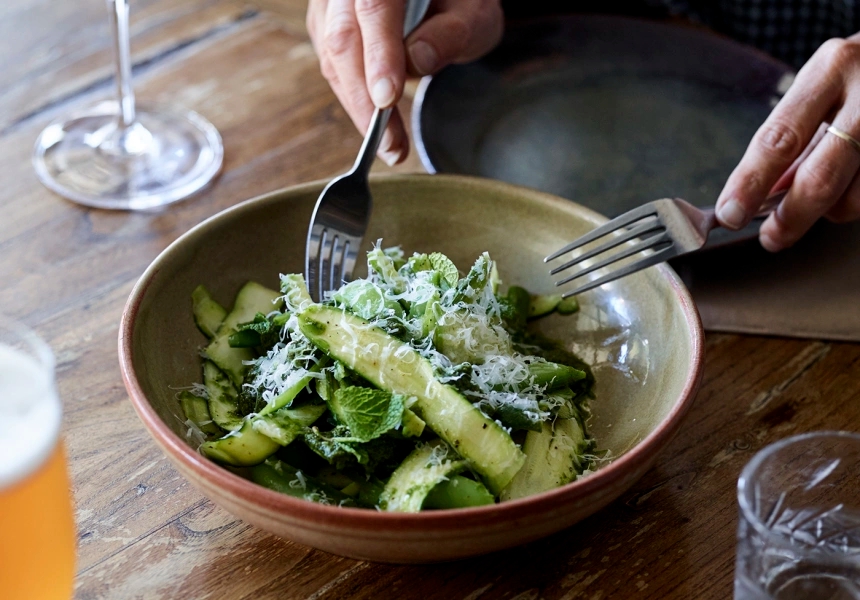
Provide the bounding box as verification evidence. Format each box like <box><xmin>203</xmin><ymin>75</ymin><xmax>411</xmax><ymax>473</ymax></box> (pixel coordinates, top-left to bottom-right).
<box><xmin>475</xmin><ymin>0</ymin><xmax>504</xmax><ymax>39</ymax></box>
<box><xmin>768</xmin><ymin>207</ymin><xmax>795</xmax><ymax>240</ymax></box>
<box><xmin>819</xmin><ymin>37</ymin><xmax>860</xmax><ymax>70</ymax></box>
<box><xmin>446</xmin><ymin>15</ymin><xmax>472</xmax><ymax>49</ymax></box>
<box><xmin>363</xmin><ymin>37</ymin><xmax>392</xmax><ymax>65</ymax></box>
<box><xmin>324</xmin><ymin>19</ymin><xmax>360</xmax><ymax>57</ymax></box>
<box><xmin>826</xmin><ymin>199</ymin><xmax>860</xmax><ymax>223</ymax></box>
<box><xmin>354</xmin><ymin>0</ymin><xmax>389</xmax><ymax>20</ymax></box>
<box><xmin>319</xmin><ymin>57</ymin><xmax>337</xmax><ymax>82</ymax></box>
<box><xmin>737</xmin><ymin>170</ymin><xmax>767</xmax><ymax>197</ymax></box>
<box><xmin>794</xmin><ymin>161</ymin><xmax>844</xmax><ymax>206</ymax></box>
<box><xmin>755</xmin><ymin>120</ymin><xmax>804</xmax><ymax>162</ymax></box>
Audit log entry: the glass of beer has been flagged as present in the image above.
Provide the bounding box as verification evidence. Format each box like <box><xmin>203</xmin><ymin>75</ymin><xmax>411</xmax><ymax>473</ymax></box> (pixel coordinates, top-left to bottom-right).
<box><xmin>0</xmin><ymin>315</ymin><xmax>76</xmax><ymax>599</ymax></box>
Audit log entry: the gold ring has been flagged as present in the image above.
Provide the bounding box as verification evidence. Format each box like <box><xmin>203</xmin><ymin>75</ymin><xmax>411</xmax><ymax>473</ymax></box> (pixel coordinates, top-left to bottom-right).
<box><xmin>826</xmin><ymin>125</ymin><xmax>860</xmax><ymax>154</ymax></box>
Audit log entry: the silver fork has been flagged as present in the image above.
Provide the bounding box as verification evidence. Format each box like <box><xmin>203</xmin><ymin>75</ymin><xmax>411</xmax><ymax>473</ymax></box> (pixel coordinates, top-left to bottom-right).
<box><xmin>305</xmin><ymin>0</ymin><xmax>431</xmax><ymax>302</ymax></box>
<box><xmin>545</xmin><ymin>192</ymin><xmax>787</xmax><ymax>298</ymax></box>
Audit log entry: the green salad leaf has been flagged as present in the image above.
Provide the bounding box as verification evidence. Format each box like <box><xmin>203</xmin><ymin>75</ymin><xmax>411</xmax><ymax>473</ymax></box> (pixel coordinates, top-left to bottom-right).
<box><xmin>333</xmin><ymin>279</ymin><xmax>404</xmax><ymax>321</ymax></box>
<box><xmin>328</xmin><ymin>386</ymin><xmax>405</xmax><ymax>442</ymax></box>
<box><xmin>428</xmin><ymin>252</ymin><xmax>459</xmax><ymax>288</ymax></box>
<box><xmin>304</xmin><ymin>425</ymin><xmax>369</xmax><ymax>468</ymax></box>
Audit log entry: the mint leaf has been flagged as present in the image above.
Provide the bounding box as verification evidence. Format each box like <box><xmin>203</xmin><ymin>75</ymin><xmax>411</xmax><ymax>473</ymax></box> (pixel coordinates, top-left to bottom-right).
<box><xmin>303</xmin><ymin>425</ymin><xmax>412</xmax><ymax>474</ymax></box>
<box><xmin>328</xmin><ymin>386</ymin><xmax>404</xmax><ymax>442</ymax></box>
<box><xmin>303</xmin><ymin>425</ymin><xmax>369</xmax><ymax>468</ymax></box>
<box><xmin>429</xmin><ymin>252</ymin><xmax>459</xmax><ymax>289</ymax></box>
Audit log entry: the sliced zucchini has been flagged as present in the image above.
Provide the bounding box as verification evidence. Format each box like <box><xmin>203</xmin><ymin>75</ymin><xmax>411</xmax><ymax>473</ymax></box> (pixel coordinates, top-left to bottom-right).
<box><xmin>280</xmin><ymin>273</ymin><xmax>313</xmax><ymax>312</ymax></box>
<box><xmin>401</xmin><ymin>407</ymin><xmax>425</xmax><ymax>438</ymax></box>
<box><xmin>200</xmin><ymin>403</ymin><xmax>325</xmax><ymax>467</ymax></box>
<box><xmin>500</xmin><ymin>285</ymin><xmax>530</xmax><ymax>330</ymax></box>
<box><xmin>500</xmin><ymin>417</ymin><xmax>590</xmax><ymax>501</ymax></box>
<box><xmin>203</xmin><ymin>360</ymin><xmax>242</xmax><ymax>431</ymax></box>
<box><xmin>298</xmin><ymin>305</ymin><xmax>526</xmax><ymax>494</ymax></box>
<box><xmin>192</xmin><ymin>285</ymin><xmax>228</xmax><ymax>338</ymax></box>
<box><xmin>422</xmin><ymin>475</ymin><xmax>495</xmax><ymax>509</ymax></box>
<box><xmin>527</xmin><ymin>361</ymin><xmax>586</xmax><ymax>390</ymax></box>
<box><xmin>252</xmin><ymin>404</ymin><xmax>326</xmax><ymax>446</ymax></box>
<box><xmin>379</xmin><ymin>441</ymin><xmax>466</xmax><ymax>512</ymax></box>
<box><xmin>556</xmin><ymin>296</ymin><xmax>579</xmax><ymax>315</ymax></box>
<box><xmin>203</xmin><ymin>281</ymin><xmax>282</xmax><ymax>386</ymax></box>
<box><xmin>528</xmin><ymin>293</ymin><xmax>562</xmax><ymax>318</ymax></box>
<box><xmin>257</xmin><ymin>359</ymin><xmax>326</xmax><ymax>417</ymax></box>
<box><xmin>178</xmin><ymin>391</ymin><xmax>222</xmax><ymax>436</ymax></box>
<box><xmin>250</xmin><ymin>458</ymin><xmax>354</xmax><ymax>506</ymax></box>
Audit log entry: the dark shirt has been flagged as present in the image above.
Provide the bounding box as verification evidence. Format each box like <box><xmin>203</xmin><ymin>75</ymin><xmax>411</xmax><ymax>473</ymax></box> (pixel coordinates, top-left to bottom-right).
<box><xmin>501</xmin><ymin>0</ymin><xmax>859</xmax><ymax>69</ymax></box>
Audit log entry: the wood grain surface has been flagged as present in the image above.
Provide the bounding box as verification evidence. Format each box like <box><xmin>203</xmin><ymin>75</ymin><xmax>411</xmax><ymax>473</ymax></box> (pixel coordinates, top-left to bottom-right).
<box><xmin>2</xmin><ymin>1</ymin><xmax>858</xmax><ymax>598</ymax></box>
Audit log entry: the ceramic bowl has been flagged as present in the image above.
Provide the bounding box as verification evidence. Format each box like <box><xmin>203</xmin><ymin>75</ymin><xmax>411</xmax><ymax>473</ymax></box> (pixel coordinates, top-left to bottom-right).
<box><xmin>119</xmin><ymin>174</ymin><xmax>704</xmax><ymax>563</ymax></box>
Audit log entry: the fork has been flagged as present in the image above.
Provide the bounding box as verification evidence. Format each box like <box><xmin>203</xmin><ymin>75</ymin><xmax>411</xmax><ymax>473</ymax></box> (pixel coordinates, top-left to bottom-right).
<box><xmin>545</xmin><ymin>191</ymin><xmax>788</xmax><ymax>298</ymax></box>
<box><xmin>305</xmin><ymin>0</ymin><xmax>432</xmax><ymax>302</ymax></box>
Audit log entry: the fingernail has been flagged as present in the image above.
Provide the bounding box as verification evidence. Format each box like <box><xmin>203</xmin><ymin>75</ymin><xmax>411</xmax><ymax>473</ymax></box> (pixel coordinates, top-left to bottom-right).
<box><xmin>371</xmin><ymin>77</ymin><xmax>395</xmax><ymax>108</ymax></box>
<box><xmin>408</xmin><ymin>40</ymin><xmax>438</xmax><ymax>75</ymax></box>
<box><xmin>379</xmin><ymin>149</ymin><xmax>401</xmax><ymax>166</ymax></box>
<box><xmin>716</xmin><ymin>198</ymin><xmax>747</xmax><ymax>230</ymax></box>
<box><xmin>760</xmin><ymin>232</ymin><xmax>782</xmax><ymax>253</ymax></box>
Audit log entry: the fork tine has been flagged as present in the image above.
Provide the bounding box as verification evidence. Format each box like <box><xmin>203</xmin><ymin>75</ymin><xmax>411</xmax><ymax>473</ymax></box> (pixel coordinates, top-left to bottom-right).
<box><xmin>559</xmin><ymin>246</ymin><xmax>679</xmax><ymax>298</ymax></box>
<box><xmin>544</xmin><ymin>203</ymin><xmax>660</xmax><ymax>262</ymax></box>
<box><xmin>340</xmin><ymin>237</ymin><xmax>357</xmax><ymax>284</ymax></box>
<box><xmin>548</xmin><ymin>218</ymin><xmax>662</xmax><ymax>275</ymax></box>
<box><xmin>317</xmin><ymin>228</ymin><xmax>332</xmax><ymax>302</ymax></box>
<box><xmin>306</xmin><ymin>225</ymin><xmax>322</xmax><ymax>302</ymax></box>
<box><xmin>554</xmin><ymin>231</ymin><xmax>672</xmax><ymax>287</ymax></box>
<box><xmin>330</xmin><ymin>234</ymin><xmax>344</xmax><ymax>293</ymax></box>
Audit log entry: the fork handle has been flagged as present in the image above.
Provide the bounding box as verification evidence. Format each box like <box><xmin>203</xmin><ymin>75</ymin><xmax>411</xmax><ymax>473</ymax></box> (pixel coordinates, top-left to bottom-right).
<box><xmin>348</xmin><ymin>0</ymin><xmax>430</xmax><ymax>177</ymax></box>
<box><xmin>351</xmin><ymin>107</ymin><xmax>392</xmax><ymax>177</ymax></box>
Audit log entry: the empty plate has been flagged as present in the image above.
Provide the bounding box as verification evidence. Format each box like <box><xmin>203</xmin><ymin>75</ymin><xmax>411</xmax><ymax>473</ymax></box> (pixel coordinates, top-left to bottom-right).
<box><xmin>412</xmin><ymin>15</ymin><xmax>793</xmax><ymax>246</ymax></box>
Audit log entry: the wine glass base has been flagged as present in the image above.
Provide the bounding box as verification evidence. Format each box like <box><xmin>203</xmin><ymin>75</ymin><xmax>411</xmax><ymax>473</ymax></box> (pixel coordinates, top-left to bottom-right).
<box><xmin>33</xmin><ymin>101</ymin><xmax>224</xmax><ymax>210</ymax></box>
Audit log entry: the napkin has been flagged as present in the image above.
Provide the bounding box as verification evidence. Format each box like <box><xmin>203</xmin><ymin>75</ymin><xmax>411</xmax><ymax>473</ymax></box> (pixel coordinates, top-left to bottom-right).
<box><xmin>672</xmin><ymin>219</ymin><xmax>860</xmax><ymax>341</ymax></box>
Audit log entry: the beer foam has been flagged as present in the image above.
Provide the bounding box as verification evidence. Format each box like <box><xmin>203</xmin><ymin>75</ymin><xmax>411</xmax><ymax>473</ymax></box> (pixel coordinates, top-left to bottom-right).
<box><xmin>0</xmin><ymin>343</ymin><xmax>62</xmax><ymax>489</ymax></box>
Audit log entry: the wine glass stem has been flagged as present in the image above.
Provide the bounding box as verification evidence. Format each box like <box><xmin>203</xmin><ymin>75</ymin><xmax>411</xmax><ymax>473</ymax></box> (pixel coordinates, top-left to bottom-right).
<box><xmin>108</xmin><ymin>0</ymin><xmax>136</xmax><ymax>127</ymax></box>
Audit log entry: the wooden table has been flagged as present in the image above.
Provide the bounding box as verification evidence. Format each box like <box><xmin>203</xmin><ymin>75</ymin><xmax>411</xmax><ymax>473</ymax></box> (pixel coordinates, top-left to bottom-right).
<box><xmin>3</xmin><ymin>1</ymin><xmax>859</xmax><ymax>598</ymax></box>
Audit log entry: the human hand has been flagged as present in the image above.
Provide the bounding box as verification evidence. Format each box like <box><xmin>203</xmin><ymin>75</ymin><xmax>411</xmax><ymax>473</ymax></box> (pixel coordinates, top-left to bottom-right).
<box><xmin>716</xmin><ymin>35</ymin><xmax>860</xmax><ymax>251</ymax></box>
<box><xmin>306</xmin><ymin>0</ymin><xmax>504</xmax><ymax>165</ymax></box>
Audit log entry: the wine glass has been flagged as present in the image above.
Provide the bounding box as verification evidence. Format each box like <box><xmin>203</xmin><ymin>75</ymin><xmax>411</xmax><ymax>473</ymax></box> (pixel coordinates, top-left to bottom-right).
<box><xmin>32</xmin><ymin>0</ymin><xmax>224</xmax><ymax>210</ymax></box>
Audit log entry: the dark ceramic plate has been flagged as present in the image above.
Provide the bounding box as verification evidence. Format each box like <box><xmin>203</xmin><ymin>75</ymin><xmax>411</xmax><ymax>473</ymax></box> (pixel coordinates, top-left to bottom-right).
<box><xmin>412</xmin><ymin>15</ymin><xmax>794</xmax><ymax>246</ymax></box>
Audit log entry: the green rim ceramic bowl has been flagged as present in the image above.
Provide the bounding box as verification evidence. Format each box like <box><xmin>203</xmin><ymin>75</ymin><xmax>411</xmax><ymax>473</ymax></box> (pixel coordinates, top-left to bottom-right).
<box><xmin>119</xmin><ymin>174</ymin><xmax>704</xmax><ymax>563</ymax></box>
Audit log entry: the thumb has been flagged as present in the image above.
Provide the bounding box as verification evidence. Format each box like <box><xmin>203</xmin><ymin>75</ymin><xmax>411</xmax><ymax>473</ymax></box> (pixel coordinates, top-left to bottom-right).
<box><xmin>404</xmin><ymin>2</ymin><xmax>503</xmax><ymax>76</ymax></box>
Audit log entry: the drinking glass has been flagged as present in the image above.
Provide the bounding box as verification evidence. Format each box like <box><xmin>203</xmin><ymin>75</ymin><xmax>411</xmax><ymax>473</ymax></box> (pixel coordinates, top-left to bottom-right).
<box><xmin>0</xmin><ymin>316</ymin><xmax>76</xmax><ymax>599</ymax></box>
<box><xmin>32</xmin><ymin>0</ymin><xmax>223</xmax><ymax>210</ymax></box>
<box><xmin>735</xmin><ymin>431</ymin><xmax>860</xmax><ymax>599</ymax></box>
